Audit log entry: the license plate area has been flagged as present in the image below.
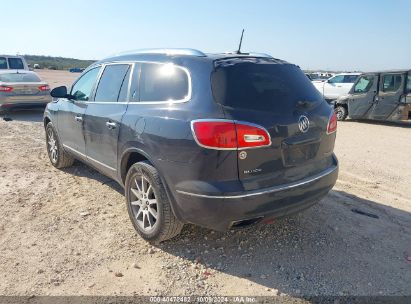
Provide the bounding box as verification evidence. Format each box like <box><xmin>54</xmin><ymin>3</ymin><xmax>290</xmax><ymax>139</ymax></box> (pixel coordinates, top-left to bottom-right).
<box><xmin>282</xmin><ymin>142</ymin><xmax>320</xmax><ymax>166</ymax></box>
<box><xmin>17</xmin><ymin>89</ymin><xmax>37</xmax><ymax>95</ymax></box>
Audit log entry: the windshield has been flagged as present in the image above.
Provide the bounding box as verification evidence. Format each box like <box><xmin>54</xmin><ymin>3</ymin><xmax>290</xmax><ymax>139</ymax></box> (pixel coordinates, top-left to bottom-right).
<box><xmin>0</xmin><ymin>73</ymin><xmax>41</xmax><ymax>83</ymax></box>
<box><xmin>211</xmin><ymin>58</ymin><xmax>323</xmax><ymax>113</ymax></box>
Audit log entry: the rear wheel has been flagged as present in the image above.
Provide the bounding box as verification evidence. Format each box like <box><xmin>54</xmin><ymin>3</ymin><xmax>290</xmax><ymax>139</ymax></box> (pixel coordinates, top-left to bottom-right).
<box><xmin>45</xmin><ymin>122</ymin><xmax>74</xmax><ymax>168</ymax></box>
<box><xmin>125</xmin><ymin>161</ymin><xmax>183</xmax><ymax>243</ymax></box>
<box><xmin>335</xmin><ymin>105</ymin><xmax>348</xmax><ymax>121</ymax></box>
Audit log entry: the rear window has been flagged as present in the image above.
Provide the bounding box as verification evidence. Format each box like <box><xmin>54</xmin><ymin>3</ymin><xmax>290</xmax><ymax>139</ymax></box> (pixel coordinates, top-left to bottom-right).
<box><xmin>0</xmin><ymin>73</ymin><xmax>41</xmax><ymax>83</ymax></box>
<box><xmin>211</xmin><ymin>58</ymin><xmax>323</xmax><ymax>112</ymax></box>
<box><xmin>0</xmin><ymin>57</ymin><xmax>7</xmax><ymax>69</ymax></box>
<box><xmin>8</xmin><ymin>58</ymin><xmax>25</xmax><ymax>69</ymax></box>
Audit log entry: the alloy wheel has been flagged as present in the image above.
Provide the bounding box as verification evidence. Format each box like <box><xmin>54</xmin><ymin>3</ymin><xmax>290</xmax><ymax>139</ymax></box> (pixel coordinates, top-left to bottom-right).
<box><xmin>129</xmin><ymin>175</ymin><xmax>158</xmax><ymax>231</ymax></box>
<box><xmin>47</xmin><ymin>128</ymin><xmax>58</xmax><ymax>163</ymax></box>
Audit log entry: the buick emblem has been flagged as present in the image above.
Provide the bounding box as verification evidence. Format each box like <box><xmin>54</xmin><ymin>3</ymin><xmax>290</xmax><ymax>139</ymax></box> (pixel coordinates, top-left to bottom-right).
<box><xmin>298</xmin><ymin>115</ymin><xmax>310</xmax><ymax>133</ymax></box>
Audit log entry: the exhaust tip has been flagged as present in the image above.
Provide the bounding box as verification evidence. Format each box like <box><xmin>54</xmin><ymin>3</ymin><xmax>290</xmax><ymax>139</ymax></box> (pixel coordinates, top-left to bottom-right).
<box><xmin>230</xmin><ymin>217</ymin><xmax>262</xmax><ymax>229</ymax></box>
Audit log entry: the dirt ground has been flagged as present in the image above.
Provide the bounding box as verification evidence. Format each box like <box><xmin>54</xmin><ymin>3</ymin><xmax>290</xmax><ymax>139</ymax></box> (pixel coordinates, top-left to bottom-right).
<box><xmin>0</xmin><ymin>70</ymin><xmax>410</xmax><ymax>298</ymax></box>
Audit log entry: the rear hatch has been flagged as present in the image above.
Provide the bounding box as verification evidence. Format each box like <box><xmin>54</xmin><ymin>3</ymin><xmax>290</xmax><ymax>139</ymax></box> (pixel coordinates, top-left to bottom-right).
<box><xmin>211</xmin><ymin>57</ymin><xmax>336</xmax><ymax>190</ymax></box>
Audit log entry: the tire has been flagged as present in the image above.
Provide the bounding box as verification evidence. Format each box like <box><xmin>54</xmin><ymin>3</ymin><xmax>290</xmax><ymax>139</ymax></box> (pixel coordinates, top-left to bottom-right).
<box><xmin>335</xmin><ymin>105</ymin><xmax>348</xmax><ymax>121</ymax></box>
<box><xmin>45</xmin><ymin>122</ymin><xmax>74</xmax><ymax>168</ymax></box>
<box><xmin>125</xmin><ymin>161</ymin><xmax>184</xmax><ymax>243</ymax></box>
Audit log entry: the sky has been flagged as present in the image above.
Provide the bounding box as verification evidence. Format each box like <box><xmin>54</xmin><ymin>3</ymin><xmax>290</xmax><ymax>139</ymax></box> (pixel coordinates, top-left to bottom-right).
<box><xmin>2</xmin><ymin>0</ymin><xmax>410</xmax><ymax>71</ymax></box>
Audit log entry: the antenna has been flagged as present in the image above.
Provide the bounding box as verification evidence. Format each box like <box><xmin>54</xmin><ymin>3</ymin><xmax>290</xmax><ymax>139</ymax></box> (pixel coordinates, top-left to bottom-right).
<box><xmin>236</xmin><ymin>29</ymin><xmax>245</xmax><ymax>54</ymax></box>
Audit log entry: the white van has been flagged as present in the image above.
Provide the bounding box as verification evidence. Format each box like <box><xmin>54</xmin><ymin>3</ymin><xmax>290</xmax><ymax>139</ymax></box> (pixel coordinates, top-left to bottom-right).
<box><xmin>0</xmin><ymin>55</ymin><xmax>29</xmax><ymax>70</ymax></box>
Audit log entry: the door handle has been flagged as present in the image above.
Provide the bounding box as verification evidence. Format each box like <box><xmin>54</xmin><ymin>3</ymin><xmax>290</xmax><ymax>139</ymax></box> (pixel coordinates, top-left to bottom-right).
<box><xmin>74</xmin><ymin>115</ymin><xmax>83</xmax><ymax>122</ymax></box>
<box><xmin>106</xmin><ymin>121</ymin><xmax>117</xmax><ymax>129</ymax></box>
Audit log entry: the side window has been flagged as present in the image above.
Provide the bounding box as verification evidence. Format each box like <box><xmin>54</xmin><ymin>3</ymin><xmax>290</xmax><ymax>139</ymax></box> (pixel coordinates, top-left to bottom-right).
<box><xmin>343</xmin><ymin>75</ymin><xmax>359</xmax><ymax>83</ymax></box>
<box><xmin>328</xmin><ymin>75</ymin><xmax>344</xmax><ymax>84</ymax></box>
<box><xmin>353</xmin><ymin>75</ymin><xmax>374</xmax><ymax>93</ymax></box>
<box><xmin>406</xmin><ymin>74</ymin><xmax>411</xmax><ymax>93</ymax></box>
<box><xmin>139</xmin><ymin>63</ymin><xmax>189</xmax><ymax>102</ymax></box>
<box><xmin>71</xmin><ymin>67</ymin><xmax>100</xmax><ymax>101</ymax></box>
<box><xmin>94</xmin><ymin>64</ymin><xmax>130</xmax><ymax>102</ymax></box>
<box><xmin>8</xmin><ymin>58</ymin><xmax>24</xmax><ymax>69</ymax></box>
<box><xmin>382</xmin><ymin>74</ymin><xmax>402</xmax><ymax>93</ymax></box>
<box><xmin>118</xmin><ymin>67</ymin><xmax>131</xmax><ymax>102</ymax></box>
<box><xmin>0</xmin><ymin>57</ymin><xmax>7</xmax><ymax>69</ymax></box>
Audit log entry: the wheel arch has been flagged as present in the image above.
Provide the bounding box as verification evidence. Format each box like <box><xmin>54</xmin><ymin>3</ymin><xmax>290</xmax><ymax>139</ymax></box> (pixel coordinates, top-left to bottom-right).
<box><xmin>43</xmin><ymin>116</ymin><xmax>52</xmax><ymax>128</ymax></box>
<box><xmin>119</xmin><ymin>148</ymin><xmax>184</xmax><ymax>222</ymax></box>
<box><xmin>334</xmin><ymin>103</ymin><xmax>349</xmax><ymax>121</ymax></box>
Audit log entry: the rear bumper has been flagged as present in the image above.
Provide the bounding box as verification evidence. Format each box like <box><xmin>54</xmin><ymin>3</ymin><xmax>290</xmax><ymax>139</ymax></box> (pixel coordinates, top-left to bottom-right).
<box><xmin>0</xmin><ymin>101</ymin><xmax>49</xmax><ymax>111</ymax></box>
<box><xmin>174</xmin><ymin>158</ymin><xmax>338</xmax><ymax>231</ymax></box>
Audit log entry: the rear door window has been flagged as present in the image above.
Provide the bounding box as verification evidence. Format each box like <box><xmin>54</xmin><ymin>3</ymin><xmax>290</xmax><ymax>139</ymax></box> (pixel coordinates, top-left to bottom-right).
<box><xmin>118</xmin><ymin>67</ymin><xmax>132</xmax><ymax>102</ymax></box>
<box><xmin>382</xmin><ymin>74</ymin><xmax>403</xmax><ymax>93</ymax></box>
<box><xmin>406</xmin><ymin>74</ymin><xmax>411</xmax><ymax>93</ymax></box>
<box><xmin>343</xmin><ymin>75</ymin><xmax>359</xmax><ymax>83</ymax></box>
<box><xmin>211</xmin><ymin>58</ymin><xmax>322</xmax><ymax>113</ymax></box>
<box><xmin>139</xmin><ymin>63</ymin><xmax>189</xmax><ymax>102</ymax></box>
<box><xmin>8</xmin><ymin>58</ymin><xmax>24</xmax><ymax>69</ymax></box>
<box><xmin>353</xmin><ymin>75</ymin><xmax>374</xmax><ymax>93</ymax></box>
<box><xmin>94</xmin><ymin>64</ymin><xmax>130</xmax><ymax>102</ymax></box>
<box><xmin>71</xmin><ymin>67</ymin><xmax>100</xmax><ymax>101</ymax></box>
<box><xmin>0</xmin><ymin>57</ymin><xmax>7</xmax><ymax>69</ymax></box>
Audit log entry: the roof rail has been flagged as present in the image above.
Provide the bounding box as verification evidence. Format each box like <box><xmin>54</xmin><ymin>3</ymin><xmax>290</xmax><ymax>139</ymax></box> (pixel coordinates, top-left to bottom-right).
<box><xmin>112</xmin><ymin>48</ymin><xmax>206</xmax><ymax>57</ymax></box>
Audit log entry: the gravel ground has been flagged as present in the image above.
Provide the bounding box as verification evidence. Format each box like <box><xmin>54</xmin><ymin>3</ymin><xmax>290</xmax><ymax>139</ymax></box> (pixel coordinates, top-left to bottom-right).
<box><xmin>0</xmin><ymin>71</ymin><xmax>410</xmax><ymax>298</ymax></box>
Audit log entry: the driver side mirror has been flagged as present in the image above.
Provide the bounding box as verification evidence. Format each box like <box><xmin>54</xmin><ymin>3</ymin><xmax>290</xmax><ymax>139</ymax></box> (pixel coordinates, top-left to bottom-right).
<box><xmin>50</xmin><ymin>86</ymin><xmax>75</xmax><ymax>99</ymax></box>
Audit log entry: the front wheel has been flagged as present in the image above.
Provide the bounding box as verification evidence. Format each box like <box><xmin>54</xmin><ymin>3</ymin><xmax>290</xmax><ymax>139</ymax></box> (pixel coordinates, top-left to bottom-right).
<box><xmin>45</xmin><ymin>122</ymin><xmax>74</xmax><ymax>168</ymax></box>
<box><xmin>125</xmin><ymin>161</ymin><xmax>183</xmax><ymax>243</ymax></box>
<box><xmin>335</xmin><ymin>105</ymin><xmax>348</xmax><ymax>121</ymax></box>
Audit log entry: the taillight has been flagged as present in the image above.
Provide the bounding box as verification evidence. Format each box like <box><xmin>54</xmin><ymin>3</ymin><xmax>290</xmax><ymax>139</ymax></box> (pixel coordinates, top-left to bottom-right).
<box><xmin>236</xmin><ymin>123</ymin><xmax>271</xmax><ymax>148</ymax></box>
<box><xmin>38</xmin><ymin>85</ymin><xmax>50</xmax><ymax>91</ymax></box>
<box><xmin>0</xmin><ymin>85</ymin><xmax>13</xmax><ymax>92</ymax></box>
<box><xmin>191</xmin><ymin>120</ymin><xmax>271</xmax><ymax>150</ymax></box>
<box><xmin>327</xmin><ymin>112</ymin><xmax>337</xmax><ymax>135</ymax></box>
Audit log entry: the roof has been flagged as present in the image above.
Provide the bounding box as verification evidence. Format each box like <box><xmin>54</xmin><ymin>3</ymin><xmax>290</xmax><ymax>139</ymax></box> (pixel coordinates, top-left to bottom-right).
<box><xmin>97</xmin><ymin>48</ymin><xmax>289</xmax><ymax>66</ymax></box>
<box><xmin>362</xmin><ymin>69</ymin><xmax>411</xmax><ymax>74</ymax></box>
<box><xmin>0</xmin><ymin>55</ymin><xmax>25</xmax><ymax>58</ymax></box>
<box><xmin>334</xmin><ymin>72</ymin><xmax>362</xmax><ymax>76</ymax></box>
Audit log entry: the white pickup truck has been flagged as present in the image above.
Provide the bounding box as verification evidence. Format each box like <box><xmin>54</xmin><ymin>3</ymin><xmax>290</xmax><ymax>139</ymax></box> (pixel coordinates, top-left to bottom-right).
<box><xmin>312</xmin><ymin>73</ymin><xmax>360</xmax><ymax>101</ymax></box>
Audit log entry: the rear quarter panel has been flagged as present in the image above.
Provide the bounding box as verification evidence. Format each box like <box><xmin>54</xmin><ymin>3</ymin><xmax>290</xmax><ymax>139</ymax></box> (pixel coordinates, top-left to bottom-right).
<box><xmin>118</xmin><ymin>59</ymin><xmax>241</xmax><ymax>217</ymax></box>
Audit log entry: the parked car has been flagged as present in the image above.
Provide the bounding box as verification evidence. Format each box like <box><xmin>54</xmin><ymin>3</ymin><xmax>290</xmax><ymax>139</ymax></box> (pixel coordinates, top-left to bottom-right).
<box><xmin>312</xmin><ymin>73</ymin><xmax>360</xmax><ymax>101</ymax></box>
<box><xmin>0</xmin><ymin>70</ymin><xmax>51</xmax><ymax>113</ymax></box>
<box><xmin>0</xmin><ymin>55</ymin><xmax>29</xmax><ymax>70</ymax></box>
<box><xmin>44</xmin><ymin>48</ymin><xmax>338</xmax><ymax>242</ymax></box>
<box><xmin>69</xmin><ymin>68</ymin><xmax>84</xmax><ymax>73</ymax></box>
<box><xmin>333</xmin><ymin>70</ymin><xmax>411</xmax><ymax>121</ymax></box>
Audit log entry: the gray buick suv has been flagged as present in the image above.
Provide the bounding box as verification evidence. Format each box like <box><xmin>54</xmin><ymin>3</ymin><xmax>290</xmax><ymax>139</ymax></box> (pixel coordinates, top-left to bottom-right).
<box><xmin>44</xmin><ymin>48</ymin><xmax>338</xmax><ymax>242</ymax></box>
